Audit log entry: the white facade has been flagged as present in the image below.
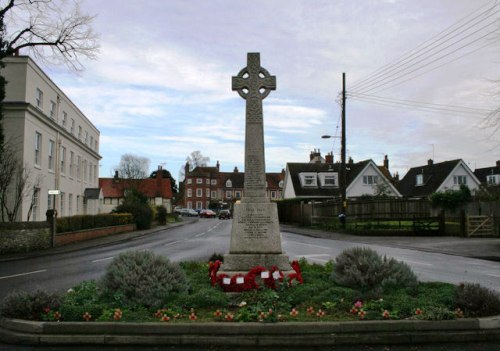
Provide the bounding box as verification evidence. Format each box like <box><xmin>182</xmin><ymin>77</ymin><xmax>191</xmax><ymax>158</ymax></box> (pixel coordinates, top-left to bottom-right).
<box><xmin>436</xmin><ymin>161</ymin><xmax>481</xmax><ymax>193</ymax></box>
<box><xmin>346</xmin><ymin>161</ymin><xmax>401</xmax><ymax>198</ymax></box>
<box><xmin>2</xmin><ymin>56</ymin><xmax>101</xmax><ymax>221</ymax></box>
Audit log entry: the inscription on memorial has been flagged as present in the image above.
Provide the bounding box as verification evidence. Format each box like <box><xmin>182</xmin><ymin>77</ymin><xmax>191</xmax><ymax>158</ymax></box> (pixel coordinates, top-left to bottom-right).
<box><xmin>237</xmin><ymin>208</ymin><xmax>272</xmax><ymax>239</ymax></box>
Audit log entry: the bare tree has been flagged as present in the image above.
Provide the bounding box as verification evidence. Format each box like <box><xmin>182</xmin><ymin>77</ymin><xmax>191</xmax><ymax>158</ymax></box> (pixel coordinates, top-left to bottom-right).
<box><xmin>115</xmin><ymin>153</ymin><xmax>151</xmax><ymax>180</ymax></box>
<box><xmin>179</xmin><ymin>150</ymin><xmax>210</xmax><ymax>181</ymax></box>
<box><xmin>0</xmin><ymin>142</ymin><xmax>42</xmax><ymax>222</ymax></box>
<box><xmin>1</xmin><ymin>0</ymin><xmax>100</xmax><ymax>71</ymax></box>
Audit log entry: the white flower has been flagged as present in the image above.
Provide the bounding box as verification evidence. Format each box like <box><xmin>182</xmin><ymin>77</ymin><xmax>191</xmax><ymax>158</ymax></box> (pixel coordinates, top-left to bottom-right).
<box><xmin>238</xmin><ymin>301</ymin><xmax>247</xmax><ymax>307</ymax></box>
<box><xmin>67</xmin><ymin>288</ymin><xmax>74</xmax><ymax>293</ymax></box>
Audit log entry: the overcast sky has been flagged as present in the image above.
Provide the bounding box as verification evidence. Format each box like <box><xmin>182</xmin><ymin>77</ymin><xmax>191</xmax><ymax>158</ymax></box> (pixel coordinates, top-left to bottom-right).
<box><xmin>41</xmin><ymin>0</ymin><xmax>500</xmax><ymax>180</ymax></box>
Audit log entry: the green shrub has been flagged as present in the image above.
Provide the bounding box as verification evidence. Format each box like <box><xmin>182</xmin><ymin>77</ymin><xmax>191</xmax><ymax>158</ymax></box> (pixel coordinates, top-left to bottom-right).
<box><xmin>100</xmin><ymin>250</ymin><xmax>189</xmax><ymax>308</ymax></box>
<box><xmin>174</xmin><ymin>287</ymin><xmax>229</xmax><ymax>309</ymax></box>
<box><xmin>0</xmin><ymin>289</ymin><xmax>61</xmax><ymax>320</ymax></box>
<box><xmin>455</xmin><ymin>282</ymin><xmax>500</xmax><ymax>317</ymax></box>
<box><xmin>156</xmin><ymin>206</ymin><xmax>167</xmax><ymax>225</ymax></box>
<box><xmin>209</xmin><ymin>252</ymin><xmax>224</xmax><ymax>262</ymax></box>
<box><xmin>64</xmin><ymin>280</ymin><xmax>100</xmax><ymax>306</ymax></box>
<box><xmin>59</xmin><ymin>304</ymin><xmax>107</xmax><ymax>321</ymax></box>
<box><xmin>331</xmin><ymin>247</ymin><xmax>418</xmax><ymax>294</ymax></box>
<box><xmin>57</xmin><ymin>214</ymin><xmax>133</xmax><ymax>233</ymax></box>
<box><xmin>114</xmin><ymin>202</ymin><xmax>153</xmax><ymax>230</ymax></box>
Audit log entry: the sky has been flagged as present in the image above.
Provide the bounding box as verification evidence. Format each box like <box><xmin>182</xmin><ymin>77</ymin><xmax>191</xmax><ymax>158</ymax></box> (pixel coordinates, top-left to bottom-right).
<box><xmin>33</xmin><ymin>0</ymin><xmax>500</xmax><ymax>181</ymax></box>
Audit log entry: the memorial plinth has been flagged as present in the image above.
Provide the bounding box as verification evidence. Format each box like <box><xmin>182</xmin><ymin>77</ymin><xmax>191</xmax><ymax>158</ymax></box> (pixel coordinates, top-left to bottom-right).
<box><xmin>219</xmin><ymin>53</ymin><xmax>292</xmax><ymax>276</ymax></box>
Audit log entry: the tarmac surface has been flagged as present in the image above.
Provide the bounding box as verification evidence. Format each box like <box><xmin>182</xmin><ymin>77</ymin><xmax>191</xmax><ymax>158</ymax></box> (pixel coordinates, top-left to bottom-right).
<box><xmin>1</xmin><ymin>218</ymin><xmax>498</xmax><ymax>263</ymax></box>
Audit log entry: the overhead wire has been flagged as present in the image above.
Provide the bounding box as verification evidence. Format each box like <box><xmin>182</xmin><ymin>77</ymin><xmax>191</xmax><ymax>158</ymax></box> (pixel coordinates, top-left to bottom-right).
<box><xmin>349</xmin><ymin>0</ymin><xmax>500</xmax><ymax>94</ymax></box>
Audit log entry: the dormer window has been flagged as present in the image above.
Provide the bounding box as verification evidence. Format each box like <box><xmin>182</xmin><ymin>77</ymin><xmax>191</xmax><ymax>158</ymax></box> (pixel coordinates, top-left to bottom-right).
<box><xmin>299</xmin><ymin>173</ymin><xmax>317</xmax><ymax>187</ymax></box>
<box><xmin>487</xmin><ymin>175</ymin><xmax>498</xmax><ymax>185</ymax></box>
<box><xmin>416</xmin><ymin>174</ymin><xmax>423</xmax><ymax>186</ymax></box>
<box><xmin>226</xmin><ymin>179</ymin><xmax>232</xmax><ymax>187</ymax></box>
<box><xmin>278</xmin><ymin>180</ymin><xmax>284</xmax><ymax>188</ymax></box>
<box><xmin>318</xmin><ymin>172</ymin><xmax>338</xmax><ymax>187</ymax></box>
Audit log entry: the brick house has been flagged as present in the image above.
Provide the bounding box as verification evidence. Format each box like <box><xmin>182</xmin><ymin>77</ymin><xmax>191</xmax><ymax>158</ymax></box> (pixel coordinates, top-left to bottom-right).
<box><xmin>182</xmin><ymin>161</ymin><xmax>284</xmax><ymax>210</ymax></box>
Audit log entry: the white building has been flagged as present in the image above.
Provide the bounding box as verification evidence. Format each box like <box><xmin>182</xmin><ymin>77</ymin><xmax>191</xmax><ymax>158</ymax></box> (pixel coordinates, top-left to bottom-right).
<box><xmin>2</xmin><ymin>56</ymin><xmax>102</xmax><ymax>221</ymax></box>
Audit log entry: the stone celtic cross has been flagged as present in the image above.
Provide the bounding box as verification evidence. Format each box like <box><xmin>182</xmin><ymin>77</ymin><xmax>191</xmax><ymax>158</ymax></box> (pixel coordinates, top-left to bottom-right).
<box><xmin>232</xmin><ymin>53</ymin><xmax>276</xmax><ymax>202</ymax></box>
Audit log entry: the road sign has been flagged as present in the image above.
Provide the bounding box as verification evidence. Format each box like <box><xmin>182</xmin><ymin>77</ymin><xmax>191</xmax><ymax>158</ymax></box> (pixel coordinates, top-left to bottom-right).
<box><xmin>48</xmin><ymin>190</ymin><xmax>60</xmax><ymax>195</ymax></box>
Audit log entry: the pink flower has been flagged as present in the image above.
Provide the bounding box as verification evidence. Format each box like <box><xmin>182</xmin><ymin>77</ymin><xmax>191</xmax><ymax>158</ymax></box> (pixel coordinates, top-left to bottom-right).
<box><xmin>382</xmin><ymin>310</ymin><xmax>390</xmax><ymax>319</ymax></box>
<box><xmin>354</xmin><ymin>300</ymin><xmax>363</xmax><ymax>309</ymax></box>
<box><xmin>415</xmin><ymin>308</ymin><xmax>423</xmax><ymax>315</ymax></box>
<box><xmin>290</xmin><ymin>308</ymin><xmax>299</xmax><ymax>317</ymax></box>
<box><xmin>306</xmin><ymin>306</ymin><xmax>315</xmax><ymax>315</ymax></box>
<box><xmin>161</xmin><ymin>315</ymin><xmax>170</xmax><ymax>322</ymax></box>
<box><xmin>358</xmin><ymin>309</ymin><xmax>366</xmax><ymax>320</ymax></box>
<box><xmin>225</xmin><ymin>313</ymin><xmax>234</xmax><ymax>321</ymax></box>
<box><xmin>82</xmin><ymin>312</ymin><xmax>92</xmax><ymax>321</ymax></box>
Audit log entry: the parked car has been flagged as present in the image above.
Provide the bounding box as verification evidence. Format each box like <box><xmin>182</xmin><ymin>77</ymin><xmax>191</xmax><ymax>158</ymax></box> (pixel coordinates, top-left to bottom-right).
<box><xmin>218</xmin><ymin>209</ymin><xmax>231</xmax><ymax>220</ymax></box>
<box><xmin>200</xmin><ymin>209</ymin><xmax>217</xmax><ymax>218</ymax></box>
<box><xmin>180</xmin><ymin>209</ymin><xmax>199</xmax><ymax>217</ymax></box>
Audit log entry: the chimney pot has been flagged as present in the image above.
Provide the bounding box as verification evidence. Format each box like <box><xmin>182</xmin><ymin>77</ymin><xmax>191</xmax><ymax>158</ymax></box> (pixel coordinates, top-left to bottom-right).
<box><xmin>496</xmin><ymin>160</ymin><xmax>500</xmax><ymax>167</ymax></box>
<box><xmin>428</xmin><ymin>159</ymin><xmax>434</xmax><ymax>166</ymax></box>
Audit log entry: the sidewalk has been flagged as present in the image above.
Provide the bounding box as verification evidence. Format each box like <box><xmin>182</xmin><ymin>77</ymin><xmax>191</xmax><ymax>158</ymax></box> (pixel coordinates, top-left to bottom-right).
<box><xmin>281</xmin><ymin>224</ymin><xmax>500</xmax><ymax>262</ymax></box>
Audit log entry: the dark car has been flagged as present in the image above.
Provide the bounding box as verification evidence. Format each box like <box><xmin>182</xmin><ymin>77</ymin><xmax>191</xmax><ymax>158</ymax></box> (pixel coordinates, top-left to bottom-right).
<box><xmin>218</xmin><ymin>209</ymin><xmax>231</xmax><ymax>220</ymax></box>
<box><xmin>200</xmin><ymin>209</ymin><xmax>217</xmax><ymax>218</ymax></box>
<box><xmin>180</xmin><ymin>208</ymin><xmax>199</xmax><ymax>217</ymax></box>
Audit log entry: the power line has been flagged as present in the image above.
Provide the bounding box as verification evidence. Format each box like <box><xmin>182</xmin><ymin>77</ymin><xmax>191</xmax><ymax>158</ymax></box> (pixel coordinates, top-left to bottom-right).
<box><xmin>350</xmin><ymin>0</ymin><xmax>499</xmax><ymax>93</ymax></box>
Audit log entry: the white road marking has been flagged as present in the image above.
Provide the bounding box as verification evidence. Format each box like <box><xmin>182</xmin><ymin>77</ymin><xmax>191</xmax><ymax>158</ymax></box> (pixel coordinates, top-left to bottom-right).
<box><xmin>0</xmin><ymin>269</ymin><xmax>47</xmax><ymax>280</ymax></box>
<box><xmin>487</xmin><ymin>273</ymin><xmax>500</xmax><ymax>278</ymax></box>
<box><xmin>164</xmin><ymin>241</ymin><xmax>180</xmax><ymax>247</ymax></box>
<box><xmin>291</xmin><ymin>242</ymin><xmax>329</xmax><ymax>250</ymax></box>
<box><xmin>195</xmin><ymin>232</ymin><xmax>207</xmax><ymax>237</ymax></box>
<box><xmin>91</xmin><ymin>256</ymin><xmax>115</xmax><ymax>263</ymax></box>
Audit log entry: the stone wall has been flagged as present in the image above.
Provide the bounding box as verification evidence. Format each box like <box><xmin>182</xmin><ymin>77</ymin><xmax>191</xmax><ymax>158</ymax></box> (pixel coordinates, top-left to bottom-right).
<box><xmin>0</xmin><ymin>222</ymin><xmax>51</xmax><ymax>254</ymax></box>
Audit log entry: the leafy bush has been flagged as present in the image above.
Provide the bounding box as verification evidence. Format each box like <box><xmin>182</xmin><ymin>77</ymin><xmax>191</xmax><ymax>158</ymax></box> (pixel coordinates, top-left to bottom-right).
<box><xmin>455</xmin><ymin>282</ymin><xmax>500</xmax><ymax>317</ymax></box>
<box><xmin>174</xmin><ymin>287</ymin><xmax>229</xmax><ymax>309</ymax></box>
<box><xmin>59</xmin><ymin>304</ymin><xmax>107</xmax><ymax>321</ymax></box>
<box><xmin>64</xmin><ymin>280</ymin><xmax>100</xmax><ymax>306</ymax></box>
<box><xmin>156</xmin><ymin>206</ymin><xmax>167</xmax><ymax>225</ymax></box>
<box><xmin>57</xmin><ymin>214</ymin><xmax>133</xmax><ymax>233</ymax></box>
<box><xmin>430</xmin><ymin>184</ymin><xmax>471</xmax><ymax>210</ymax></box>
<box><xmin>113</xmin><ymin>189</ymin><xmax>153</xmax><ymax>230</ymax></box>
<box><xmin>331</xmin><ymin>247</ymin><xmax>418</xmax><ymax>294</ymax></box>
<box><xmin>209</xmin><ymin>252</ymin><xmax>224</xmax><ymax>262</ymax></box>
<box><xmin>100</xmin><ymin>250</ymin><xmax>189</xmax><ymax>308</ymax></box>
<box><xmin>0</xmin><ymin>289</ymin><xmax>61</xmax><ymax>320</ymax></box>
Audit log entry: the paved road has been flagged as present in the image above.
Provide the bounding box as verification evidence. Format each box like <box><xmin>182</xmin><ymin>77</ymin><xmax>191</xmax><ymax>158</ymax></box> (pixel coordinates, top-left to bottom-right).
<box><xmin>1</xmin><ymin>219</ymin><xmax>499</xmax><ymax>300</ymax></box>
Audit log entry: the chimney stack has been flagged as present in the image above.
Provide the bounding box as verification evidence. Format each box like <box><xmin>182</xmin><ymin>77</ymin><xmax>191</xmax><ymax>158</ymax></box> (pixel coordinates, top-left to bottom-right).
<box><xmin>216</xmin><ymin>160</ymin><xmax>220</xmax><ymax>171</ymax></box>
<box><xmin>233</xmin><ymin>166</ymin><xmax>239</xmax><ymax>173</ymax></box>
<box><xmin>384</xmin><ymin>155</ymin><xmax>389</xmax><ymax>170</ymax></box>
<box><xmin>496</xmin><ymin>160</ymin><xmax>500</xmax><ymax>167</ymax></box>
<box><xmin>325</xmin><ymin>152</ymin><xmax>334</xmax><ymax>164</ymax></box>
<box><xmin>428</xmin><ymin>159</ymin><xmax>434</xmax><ymax>166</ymax></box>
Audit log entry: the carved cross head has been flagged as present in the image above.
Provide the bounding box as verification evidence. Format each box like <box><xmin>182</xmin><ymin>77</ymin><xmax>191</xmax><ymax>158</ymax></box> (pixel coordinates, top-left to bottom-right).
<box><xmin>232</xmin><ymin>53</ymin><xmax>276</xmax><ymax>100</ymax></box>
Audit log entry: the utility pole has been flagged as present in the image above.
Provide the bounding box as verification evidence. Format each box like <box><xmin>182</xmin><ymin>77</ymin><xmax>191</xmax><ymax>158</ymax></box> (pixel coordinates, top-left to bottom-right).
<box><xmin>340</xmin><ymin>72</ymin><xmax>347</xmax><ymax>227</ymax></box>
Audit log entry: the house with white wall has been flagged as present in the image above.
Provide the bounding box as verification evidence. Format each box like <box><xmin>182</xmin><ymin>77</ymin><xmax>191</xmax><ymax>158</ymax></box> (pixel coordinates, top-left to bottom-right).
<box><xmin>397</xmin><ymin>159</ymin><xmax>481</xmax><ymax>198</ymax></box>
<box><xmin>2</xmin><ymin>56</ymin><xmax>102</xmax><ymax>221</ymax></box>
<box><xmin>282</xmin><ymin>151</ymin><xmax>401</xmax><ymax>200</ymax></box>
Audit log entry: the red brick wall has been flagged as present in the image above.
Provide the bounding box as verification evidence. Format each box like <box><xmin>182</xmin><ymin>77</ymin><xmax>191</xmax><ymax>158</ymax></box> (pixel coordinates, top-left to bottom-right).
<box><xmin>55</xmin><ymin>224</ymin><xmax>135</xmax><ymax>246</ymax></box>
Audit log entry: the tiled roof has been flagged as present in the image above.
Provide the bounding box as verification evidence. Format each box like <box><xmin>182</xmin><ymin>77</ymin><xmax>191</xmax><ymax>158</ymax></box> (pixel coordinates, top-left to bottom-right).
<box><xmin>286</xmin><ymin>160</ymin><xmax>370</xmax><ymax>198</ymax></box>
<box><xmin>99</xmin><ymin>177</ymin><xmax>173</xmax><ymax>199</ymax></box>
<box><xmin>397</xmin><ymin>159</ymin><xmax>461</xmax><ymax>198</ymax></box>
<box><xmin>474</xmin><ymin>163</ymin><xmax>500</xmax><ymax>183</ymax></box>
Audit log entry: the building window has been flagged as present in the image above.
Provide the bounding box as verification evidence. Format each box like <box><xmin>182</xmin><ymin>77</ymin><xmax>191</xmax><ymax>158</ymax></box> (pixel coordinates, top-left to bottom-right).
<box><xmin>206</xmin><ymin>188</ymin><xmax>210</xmax><ymax>197</ymax></box>
<box><xmin>76</xmin><ymin>156</ymin><xmax>81</xmax><ymax>180</ymax></box>
<box><xmin>453</xmin><ymin>175</ymin><xmax>467</xmax><ymax>185</ymax></box>
<box><xmin>271</xmin><ymin>190</ymin><xmax>277</xmax><ymax>199</ymax></box>
<box><xmin>89</xmin><ymin>162</ymin><xmax>93</xmax><ymax>184</ymax></box>
<box><xmin>78</xmin><ymin>126</ymin><xmax>82</xmax><ymax>140</ymax></box>
<box><xmin>205</xmin><ymin>179</ymin><xmax>210</xmax><ymax>184</ymax></box>
<box><xmin>95</xmin><ymin>140</ymin><xmax>98</xmax><ymax>151</ymax></box>
<box><xmin>187</xmin><ymin>178</ymin><xmax>192</xmax><ymax>184</ymax></box>
<box><xmin>62</xmin><ymin>111</ymin><xmax>67</xmax><ymax>129</ymax></box>
<box><xmin>36</xmin><ymin>88</ymin><xmax>43</xmax><ymax>109</ymax></box>
<box><xmin>196</xmin><ymin>201</ymin><xmax>202</xmax><ymax>209</ymax></box>
<box><xmin>69</xmin><ymin>151</ymin><xmax>74</xmax><ymax>177</ymax></box>
<box><xmin>319</xmin><ymin>173</ymin><xmax>338</xmax><ymax>187</ymax></box>
<box><xmin>76</xmin><ymin>195</ymin><xmax>80</xmax><ymax>213</ymax></box>
<box><xmin>226</xmin><ymin>190</ymin><xmax>232</xmax><ymax>199</ymax></box>
<box><xmin>83</xmin><ymin>160</ymin><xmax>88</xmax><ymax>182</ymax></box>
<box><xmin>34</xmin><ymin>132</ymin><xmax>42</xmax><ymax>166</ymax></box>
<box><xmin>90</xmin><ymin>136</ymin><xmax>94</xmax><ymax>149</ymax></box>
<box><xmin>70</xmin><ymin>119</ymin><xmax>75</xmax><ymax>135</ymax></box>
<box><xmin>187</xmin><ymin>188</ymin><xmax>192</xmax><ymax>197</ymax></box>
<box><xmin>235</xmin><ymin>191</ymin><xmax>242</xmax><ymax>199</ymax></box>
<box><xmin>363</xmin><ymin>175</ymin><xmax>378</xmax><ymax>185</ymax></box>
<box><xmin>49</xmin><ymin>100</ymin><xmax>56</xmax><ymax>119</ymax></box>
<box><xmin>48</xmin><ymin>140</ymin><xmax>55</xmax><ymax>171</ymax></box>
<box><xmin>47</xmin><ymin>193</ymin><xmax>52</xmax><ymax>211</ymax></box>
<box><xmin>187</xmin><ymin>201</ymin><xmax>192</xmax><ymax>209</ymax></box>
<box><xmin>84</xmin><ymin>131</ymin><xmax>88</xmax><ymax>145</ymax></box>
<box><xmin>60</xmin><ymin>192</ymin><xmax>65</xmax><ymax>217</ymax></box>
<box><xmin>32</xmin><ymin>187</ymin><xmax>40</xmax><ymax>221</ymax></box>
<box><xmin>279</xmin><ymin>180</ymin><xmax>284</xmax><ymax>188</ymax></box>
<box><xmin>299</xmin><ymin>173</ymin><xmax>317</xmax><ymax>187</ymax></box>
<box><xmin>94</xmin><ymin>165</ymin><xmax>97</xmax><ymax>183</ymax></box>
<box><xmin>60</xmin><ymin>146</ymin><xmax>66</xmax><ymax>175</ymax></box>
<box><xmin>196</xmin><ymin>188</ymin><xmax>203</xmax><ymax>197</ymax></box>
<box><xmin>211</xmin><ymin>191</ymin><xmax>217</xmax><ymax>198</ymax></box>
<box><xmin>226</xmin><ymin>179</ymin><xmax>232</xmax><ymax>187</ymax></box>
<box><xmin>487</xmin><ymin>175</ymin><xmax>498</xmax><ymax>185</ymax></box>
<box><xmin>68</xmin><ymin>193</ymin><xmax>73</xmax><ymax>216</ymax></box>
<box><xmin>416</xmin><ymin>174</ymin><xmax>424</xmax><ymax>186</ymax></box>
<box><xmin>196</xmin><ymin>178</ymin><xmax>203</xmax><ymax>184</ymax></box>
<box><xmin>211</xmin><ymin>179</ymin><xmax>217</xmax><ymax>185</ymax></box>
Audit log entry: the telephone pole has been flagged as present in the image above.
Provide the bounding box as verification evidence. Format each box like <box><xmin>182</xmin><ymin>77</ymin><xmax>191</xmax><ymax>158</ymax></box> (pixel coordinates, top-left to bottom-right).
<box><xmin>340</xmin><ymin>72</ymin><xmax>347</xmax><ymax>227</ymax></box>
